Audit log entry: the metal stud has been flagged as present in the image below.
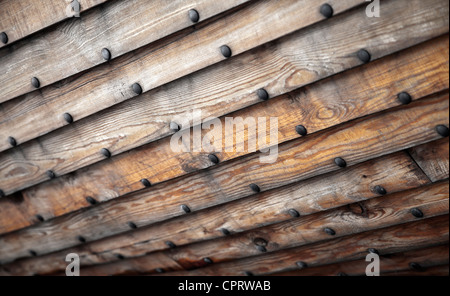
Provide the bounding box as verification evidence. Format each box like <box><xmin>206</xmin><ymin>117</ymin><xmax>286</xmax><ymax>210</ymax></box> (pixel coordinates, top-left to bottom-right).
<box><xmin>128</xmin><ymin>221</ymin><xmax>138</xmax><ymax>229</ymax></box>
<box><xmin>409</xmin><ymin>262</ymin><xmax>423</xmax><ymax>271</ymax></box>
<box><xmin>132</xmin><ymin>83</ymin><xmax>143</xmax><ymax>95</ymax></box>
<box><xmin>36</xmin><ymin>215</ymin><xmax>45</xmax><ymax>222</ymax></box>
<box><xmin>63</xmin><ymin>113</ymin><xmax>73</xmax><ymax>124</ymax></box>
<box><xmin>244</xmin><ymin>271</ymin><xmax>254</xmax><ymax>276</ymax></box>
<box><xmin>357</xmin><ymin>49</ymin><xmax>371</xmax><ymax>64</ymax></box>
<box><xmin>141</xmin><ymin>178</ymin><xmax>151</xmax><ymax>188</ymax></box>
<box><xmin>338</xmin><ymin>272</ymin><xmax>348</xmax><ymax>276</ymax></box>
<box><xmin>77</xmin><ymin>236</ymin><xmax>86</xmax><ymax>243</ymax></box>
<box><xmin>319</xmin><ymin>3</ymin><xmax>334</xmax><ymax>18</ymax></box>
<box><xmin>0</xmin><ymin>189</ymin><xmax>5</xmax><ymax>198</ymax></box>
<box><xmin>0</xmin><ymin>32</ymin><xmax>8</xmax><ymax>44</ymax></box>
<box><xmin>155</xmin><ymin>268</ymin><xmax>165</xmax><ymax>274</ymax></box>
<box><xmin>188</xmin><ymin>9</ymin><xmax>200</xmax><ymax>23</ymax></box>
<box><xmin>181</xmin><ymin>204</ymin><xmax>191</xmax><ymax>213</ymax></box>
<box><xmin>374</xmin><ymin>185</ymin><xmax>387</xmax><ymax>195</ymax></box>
<box><xmin>31</xmin><ymin>77</ymin><xmax>40</xmax><ymax>88</ymax></box>
<box><xmin>257</xmin><ymin>88</ymin><xmax>269</xmax><ymax>101</ymax></box>
<box><xmin>101</xmin><ymin>148</ymin><xmax>111</xmax><ymax>158</ymax></box>
<box><xmin>220</xmin><ymin>228</ymin><xmax>231</xmax><ymax>236</ymax></box>
<box><xmin>8</xmin><ymin>136</ymin><xmax>17</xmax><ymax>147</ymax></box>
<box><xmin>170</xmin><ymin>122</ymin><xmax>181</xmax><ymax>132</ymax></box>
<box><xmin>295</xmin><ymin>125</ymin><xmax>307</xmax><ymax>136</ymax></box>
<box><xmin>288</xmin><ymin>209</ymin><xmax>300</xmax><ymax>218</ymax></box>
<box><xmin>46</xmin><ymin>170</ymin><xmax>56</xmax><ymax>179</ymax></box>
<box><xmin>116</xmin><ymin>254</ymin><xmax>125</xmax><ymax>260</ymax></box>
<box><xmin>203</xmin><ymin>257</ymin><xmax>213</xmax><ymax>264</ymax></box>
<box><xmin>208</xmin><ymin>153</ymin><xmax>219</xmax><ymax>164</ymax></box>
<box><xmin>411</xmin><ymin>208</ymin><xmax>424</xmax><ymax>218</ymax></box>
<box><xmin>165</xmin><ymin>241</ymin><xmax>176</xmax><ymax>249</ymax></box>
<box><xmin>249</xmin><ymin>183</ymin><xmax>261</xmax><ymax>193</ymax></box>
<box><xmin>296</xmin><ymin>261</ymin><xmax>308</xmax><ymax>269</ymax></box>
<box><xmin>29</xmin><ymin>250</ymin><xmax>37</xmax><ymax>257</ymax></box>
<box><xmin>256</xmin><ymin>245</ymin><xmax>267</xmax><ymax>253</ymax></box>
<box><xmin>253</xmin><ymin>237</ymin><xmax>268</xmax><ymax>246</ymax></box>
<box><xmin>101</xmin><ymin>48</ymin><xmax>111</xmax><ymax>61</ymax></box>
<box><xmin>334</xmin><ymin>157</ymin><xmax>347</xmax><ymax>168</ymax></box>
<box><xmin>368</xmin><ymin>248</ymin><xmax>379</xmax><ymax>255</ymax></box>
<box><xmin>86</xmin><ymin>196</ymin><xmax>97</xmax><ymax>205</ymax></box>
<box><xmin>220</xmin><ymin>45</ymin><xmax>232</xmax><ymax>58</ymax></box>
<box><xmin>436</xmin><ymin>125</ymin><xmax>449</xmax><ymax>137</ymax></box>
<box><xmin>324</xmin><ymin>227</ymin><xmax>336</xmax><ymax>236</ymax></box>
<box><xmin>397</xmin><ymin>92</ymin><xmax>412</xmax><ymax>105</ymax></box>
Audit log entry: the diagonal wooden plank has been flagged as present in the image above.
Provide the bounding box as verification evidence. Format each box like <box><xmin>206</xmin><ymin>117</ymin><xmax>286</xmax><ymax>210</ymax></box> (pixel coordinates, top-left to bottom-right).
<box><xmin>164</xmin><ymin>215</ymin><xmax>449</xmax><ymax>276</ymax></box>
<box><xmin>76</xmin><ymin>181</ymin><xmax>449</xmax><ymax>275</ymax></box>
<box><xmin>0</xmin><ymin>0</ymin><xmax>108</xmax><ymax>48</ymax></box>
<box><xmin>408</xmin><ymin>138</ymin><xmax>449</xmax><ymax>182</ymax></box>
<box><xmin>0</xmin><ymin>93</ymin><xmax>447</xmax><ymax>264</ymax></box>
<box><xmin>384</xmin><ymin>265</ymin><xmax>449</xmax><ymax>276</ymax></box>
<box><xmin>0</xmin><ymin>150</ymin><xmax>430</xmax><ymax>275</ymax></box>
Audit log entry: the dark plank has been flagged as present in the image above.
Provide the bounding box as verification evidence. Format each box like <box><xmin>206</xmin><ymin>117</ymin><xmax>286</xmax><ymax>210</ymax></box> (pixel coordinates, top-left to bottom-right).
<box><xmin>409</xmin><ymin>138</ymin><xmax>449</xmax><ymax>182</ymax></box>
<box><xmin>384</xmin><ymin>265</ymin><xmax>449</xmax><ymax>276</ymax></box>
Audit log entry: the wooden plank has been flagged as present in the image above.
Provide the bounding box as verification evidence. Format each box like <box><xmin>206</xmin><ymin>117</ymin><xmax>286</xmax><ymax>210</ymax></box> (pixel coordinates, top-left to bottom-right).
<box><xmin>269</xmin><ymin>244</ymin><xmax>449</xmax><ymax>276</ymax></box>
<box><xmin>1</xmin><ymin>37</ymin><xmax>447</xmax><ymax>233</ymax></box>
<box><xmin>164</xmin><ymin>215</ymin><xmax>449</xmax><ymax>276</ymax></box>
<box><xmin>0</xmin><ymin>0</ymin><xmax>108</xmax><ymax>47</ymax></box>
<box><xmin>384</xmin><ymin>265</ymin><xmax>449</xmax><ymax>276</ymax></box>
<box><xmin>0</xmin><ymin>151</ymin><xmax>430</xmax><ymax>275</ymax></box>
<box><xmin>77</xmin><ymin>181</ymin><xmax>448</xmax><ymax>275</ymax></box>
<box><xmin>408</xmin><ymin>138</ymin><xmax>449</xmax><ymax>182</ymax></box>
<box><xmin>0</xmin><ymin>93</ymin><xmax>447</xmax><ymax>263</ymax></box>
<box><xmin>0</xmin><ymin>0</ymin><xmax>253</xmax><ymax>103</ymax></box>
<box><xmin>0</xmin><ymin>0</ymin><xmax>447</xmax><ymax>194</ymax></box>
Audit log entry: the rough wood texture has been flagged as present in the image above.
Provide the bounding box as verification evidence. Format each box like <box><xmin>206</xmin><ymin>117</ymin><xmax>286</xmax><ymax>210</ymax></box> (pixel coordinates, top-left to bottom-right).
<box><xmin>165</xmin><ymin>215</ymin><xmax>449</xmax><ymax>276</ymax></box>
<box><xmin>409</xmin><ymin>138</ymin><xmax>449</xmax><ymax>182</ymax></box>
<box><xmin>384</xmin><ymin>265</ymin><xmax>449</xmax><ymax>276</ymax></box>
<box><xmin>269</xmin><ymin>244</ymin><xmax>449</xmax><ymax>276</ymax></box>
<box><xmin>0</xmin><ymin>0</ymin><xmax>108</xmax><ymax>47</ymax></box>
<box><xmin>0</xmin><ymin>151</ymin><xmax>430</xmax><ymax>275</ymax></box>
<box><xmin>0</xmin><ymin>0</ymin><xmax>252</xmax><ymax>104</ymax></box>
<box><xmin>1</xmin><ymin>38</ymin><xmax>447</xmax><ymax>234</ymax></box>
<box><xmin>0</xmin><ymin>93</ymin><xmax>447</xmax><ymax>263</ymax></box>
<box><xmin>0</xmin><ymin>0</ymin><xmax>447</xmax><ymax>194</ymax></box>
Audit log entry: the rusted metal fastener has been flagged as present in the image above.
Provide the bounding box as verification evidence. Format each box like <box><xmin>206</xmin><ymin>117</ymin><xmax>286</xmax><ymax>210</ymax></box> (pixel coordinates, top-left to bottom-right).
<box><xmin>288</xmin><ymin>209</ymin><xmax>300</xmax><ymax>218</ymax></box>
<box><xmin>357</xmin><ymin>49</ymin><xmax>371</xmax><ymax>64</ymax></box>
<box><xmin>296</xmin><ymin>125</ymin><xmax>307</xmax><ymax>136</ymax></box>
<box><xmin>188</xmin><ymin>9</ymin><xmax>200</xmax><ymax>23</ymax></box>
<box><xmin>436</xmin><ymin>125</ymin><xmax>449</xmax><ymax>137</ymax></box>
<box><xmin>334</xmin><ymin>157</ymin><xmax>347</xmax><ymax>168</ymax></box>
<box><xmin>141</xmin><ymin>179</ymin><xmax>151</xmax><ymax>188</ymax></box>
<box><xmin>132</xmin><ymin>83</ymin><xmax>143</xmax><ymax>95</ymax></box>
<box><xmin>31</xmin><ymin>77</ymin><xmax>40</xmax><ymax>88</ymax></box>
<box><xmin>0</xmin><ymin>32</ymin><xmax>8</xmax><ymax>44</ymax></box>
<box><xmin>220</xmin><ymin>45</ymin><xmax>232</xmax><ymax>58</ymax></box>
<box><xmin>250</xmin><ymin>183</ymin><xmax>261</xmax><ymax>193</ymax></box>
<box><xmin>63</xmin><ymin>113</ymin><xmax>74</xmax><ymax>124</ymax></box>
<box><xmin>411</xmin><ymin>208</ymin><xmax>424</xmax><ymax>218</ymax></box>
<box><xmin>324</xmin><ymin>227</ymin><xmax>336</xmax><ymax>236</ymax></box>
<box><xmin>128</xmin><ymin>221</ymin><xmax>138</xmax><ymax>229</ymax></box>
<box><xmin>257</xmin><ymin>88</ymin><xmax>269</xmax><ymax>101</ymax></box>
<box><xmin>320</xmin><ymin>4</ymin><xmax>334</xmax><ymax>18</ymax></box>
<box><xmin>181</xmin><ymin>204</ymin><xmax>191</xmax><ymax>213</ymax></box>
<box><xmin>101</xmin><ymin>148</ymin><xmax>111</xmax><ymax>158</ymax></box>
<box><xmin>102</xmin><ymin>48</ymin><xmax>111</xmax><ymax>61</ymax></box>
<box><xmin>374</xmin><ymin>185</ymin><xmax>387</xmax><ymax>195</ymax></box>
<box><xmin>208</xmin><ymin>154</ymin><xmax>220</xmax><ymax>164</ymax></box>
<box><xmin>8</xmin><ymin>136</ymin><xmax>17</xmax><ymax>147</ymax></box>
<box><xmin>397</xmin><ymin>92</ymin><xmax>412</xmax><ymax>105</ymax></box>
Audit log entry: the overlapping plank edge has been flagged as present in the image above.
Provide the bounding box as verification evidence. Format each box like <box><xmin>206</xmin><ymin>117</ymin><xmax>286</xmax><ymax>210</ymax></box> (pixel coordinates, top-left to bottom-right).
<box><xmin>269</xmin><ymin>244</ymin><xmax>449</xmax><ymax>276</ymax></box>
<box><xmin>0</xmin><ymin>0</ymin><xmax>448</xmax><ymax>196</ymax></box>
<box><xmin>0</xmin><ymin>0</ymin><xmax>108</xmax><ymax>48</ymax></box>
<box><xmin>163</xmin><ymin>215</ymin><xmax>449</xmax><ymax>276</ymax></box>
<box><xmin>0</xmin><ymin>0</ymin><xmax>252</xmax><ymax>104</ymax></box>
<box><xmin>0</xmin><ymin>150</ymin><xmax>432</xmax><ymax>275</ymax></box>
<box><xmin>0</xmin><ymin>91</ymin><xmax>448</xmax><ymax>264</ymax></box>
<box><xmin>408</xmin><ymin>138</ymin><xmax>449</xmax><ymax>182</ymax></box>
<box><xmin>55</xmin><ymin>180</ymin><xmax>450</xmax><ymax>276</ymax></box>
<box><xmin>0</xmin><ymin>32</ymin><xmax>448</xmax><ymax>234</ymax></box>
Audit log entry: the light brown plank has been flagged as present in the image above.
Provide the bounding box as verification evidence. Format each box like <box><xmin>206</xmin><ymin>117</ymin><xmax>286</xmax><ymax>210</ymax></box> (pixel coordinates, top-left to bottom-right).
<box><xmin>164</xmin><ymin>215</ymin><xmax>449</xmax><ymax>276</ymax></box>
<box><xmin>0</xmin><ymin>94</ymin><xmax>447</xmax><ymax>264</ymax></box>
<box><xmin>409</xmin><ymin>138</ymin><xmax>449</xmax><ymax>182</ymax></box>
<box><xmin>0</xmin><ymin>0</ymin><xmax>108</xmax><ymax>47</ymax></box>
<box><xmin>0</xmin><ymin>151</ymin><xmax>430</xmax><ymax>275</ymax></box>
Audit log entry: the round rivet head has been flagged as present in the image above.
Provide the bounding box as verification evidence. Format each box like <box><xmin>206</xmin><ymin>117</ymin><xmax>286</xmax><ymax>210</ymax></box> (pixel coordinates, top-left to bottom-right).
<box><xmin>221</xmin><ymin>228</ymin><xmax>230</xmax><ymax>236</ymax></box>
<box><xmin>0</xmin><ymin>32</ymin><xmax>8</xmax><ymax>44</ymax></box>
<box><xmin>334</xmin><ymin>157</ymin><xmax>347</xmax><ymax>168</ymax></box>
<box><xmin>181</xmin><ymin>204</ymin><xmax>191</xmax><ymax>213</ymax></box>
<box><xmin>86</xmin><ymin>196</ymin><xmax>97</xmax><ymax>205</ymax></box>
<box><xmin>188</xmin><ymin>9</ymin><xmax>200</xmax><ymax>23</ymax></box>
<box><xmin>436</xmin><ymin>125</ymin><xmax>449</xmax><ymax>138</ymax></box>
<box><xmin>155</xmin><ymin>268</ymin><xmax>165</xmax><ymax>274</ymax></box>
<box><xmin>165</xmin><ymin>241</ymin><xmax>176</xmax><ymax>249</ymax></box>
<box><xmin>8</xmin><ymin>136</ymin><xmax>17</xmax><ymax>147</ymax></box>
<box><xmin>338</xmin><ymin>272</ymin><xmax>348</xmax><ymax>276</ymax></box>
<box><xmin>295</xmin><ymin>125</ymin><xmax>307</xmax><ymax>136</ymax></box>
<box><xmin>256</xmin><ymin>245</ymin><xmax>267</xmax><ymax>253</ymax></box>
<box><xmin>288</xmin><ymin>209</ymin><xmax>300</xmax><ymax>218</ymax></box>
<box><xmin>31</xmin><ymin>77</ymin><xmax>40</xmax><ymax>88</ymax></box>
<box><xmin>63</xmin><ymin>113</ymin><xmax>73</xmax><ymax>124</ymax></box>
<box><xmin>296</xmin><ymin>261</ymin><xmax>308</xmax><ymax>269</ymax></box>
<box><xmin>29</xmin><ymin>250</ymin><xmax>37</xmax><ymax>257</ymax></box>
<box><xmin>0</xmin><ymin>189</ymin><xmax>5</xmax><ymax>198</ymax></box>
<box><xmin>101</xmin><ymin>148</ymin><xmax>111</xmax><ymax>158</ymax></box>
<box><xmin>249</xmin><ymin>183</ymin><xmax>261</xmax><ymax>193</ymax></box>
<box><xmin>141</xmin><ymin>178</ymin><xmax>151</xmax><ymax>188</ymax></box>
<box><xmin>220</xmin><ymin>45</ymin><xmax>232</xmax><ymax>58</ymax></box>
<box><xmin>101</xmin><ymin>48</ymin><xmax>111</xmax><ymax>61</ymax></box>
<box><xmin>46</xmin><ymin>170</ymin><xmax>56</xmax><ymax>179</ymax></box>
<box><xmin>132</xmin><ymin>83</ymin><xmax>143</xmax><ymax>95</ymax></box>
<box><xmin>170</xmin><ymin>122</ymin><xmax>181</xmax><ymax>132</ymax></box>
<box><xmin>374</xmin><ymin>185</ymin><xmax>387</xmax><ymax>195</ymax></box>
<box><xmin>257</xmin><ymin>88</ymin><xmax>269</xmax><ymax>101</ymax></box>
<box><xmin>368</xmin><ymin>248</ymin><xmax>379</xmax><ymax>255</ymax></box>
<box><xmin>324</xmin><ymin>227</ymin><xmax>336</xmax><ymax>236</ymax></box>
<box><xmin>36</xmin><ymin>215</ymin><xmax>45</xmax><ymax>222</ymax></box>
<box><xmin>409</xmin><ymin>262</ymin><xmax>423</xmax><ymax>271</ymax></box>
<box><xmin>128</xmin><ymin>221</ymin><xmax>138</xmax><ymax>229</ymax></box>
<box><xmin>203</xmin><ymin>257</ymin><xmax>213</xmax><ymax>264</ymax></box>
<box><xmin>77</xmin><ymin>236</ymin><xmax>86</xmax><ymax>243</ymax></box>
<box><xmin>397</xmin><ymin>92</ymin><xmax>412</xmax><ymax>105</ymax></box>
<box><xmin>244</xmin><ymin>271</ymin><xmax>254</xmax><ymax>276</ymax></box>
<box><xmin>411</xmin><ymin>208</ymin><xmax>424</xmax><ymax>218</ymax></box>
<box><xmin>208</xmin><ymin>154</ymin><xmax>219</xmax><ymax>164</ymax></box>
<box><xmin>357</xmin><ymin>49</ymin><xmax>371</xmax><ymax>64</ymax></box>
<box><xmin>320</xmin><ymin>3</ymin><xmax>334</xmax><ymax>18</ymax></box>
<box><xmin>253</xmin><ymin>237</ymin><xmax>268</xmax><ymax>247</ymax></box>
<box><xmin>116</xmin><ymin>254</ymin><xmax>125</xmax><ymax>260</ymax></box>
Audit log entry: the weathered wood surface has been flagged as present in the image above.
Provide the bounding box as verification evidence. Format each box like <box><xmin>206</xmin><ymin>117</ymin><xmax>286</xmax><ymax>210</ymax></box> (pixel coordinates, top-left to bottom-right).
<box><xmin>0</xmin><ymin>0</ymin><xmax>447</xmax><ymax>196</ymax></box>
<box><xmin>384</xmin><ymin>265</ymin><xmax>449</xmax><ymax>276</ymax></box>
<box><xmin>0</xmin><ymin>93</ymin><xmax>447</xmax><ymax>263</ymax></box>
<box><xmin>1</xmin><ymin>39</ymin><xmax>447</xmax><ymax>234</ymax></box>
<box><xmin>0</xmin><ymin>0</ymin><xmax>108</xmax><ymax>48</ymax></box>
<box><xmin>270</xmin><ymin>244</ymin><xmax>449</xmax><ymax>276</ymax></box>
<box><xmin>78</xmin><ymin>181</ymin><xmax>448</xmax><ymax>275</ymax></box>
<box><xmin>0</xmin><ymin>0</ymin><xmax>253</xmax><ymax>104</ymax></box>
<box><xmin>165</xmin><ymin>215</ymin><xmax>449</xmax><ymax>276</ymax></box>
<box><xmin>409</xmin><ymin>138</ymin><xmax>449</xmax><ymax>182</ymax></box>
<box><xmin>0</xmin><ymin>151</ymin><xmax>430</xmax><ymax>275</ymax></box>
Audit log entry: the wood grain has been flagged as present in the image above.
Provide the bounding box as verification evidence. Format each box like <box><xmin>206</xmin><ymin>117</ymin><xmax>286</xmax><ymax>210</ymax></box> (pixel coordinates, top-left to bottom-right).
<box><xmin>1</xmin><ymin>38</ymin><xmax>447</xmax><ymax>234</ymax></box>
<box><xmin>164</xmin><ymin>215</ymin><xmax>449</xmax><ymax>276</ymax></box>
<box><xmin>0</xmin><ymin>0</ymin><xmax>108</xmax><ymax>47</ymax></box>
<box><xmin>0</xmin><ymin>93</ymin><xmax>447</xmax><ymax>263</ymax></box>
<box><xmin>0</xmin><ymin>151</ymin><xmax>430</xmax><ymax>275</ymax></box>
<box><xmin>384</xmin><ymin>265</ymin><xmax>449</xmax><ymax>276</ymax></box>
<box><xmin>0</xmin><ymin>0</ymin><xmax>252</xmax><ymax>103</ymax></box>
<box><xmin>409</xmin><ymin>138</ymin><xmax>449</xmax><ymax>182</ymax></box>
